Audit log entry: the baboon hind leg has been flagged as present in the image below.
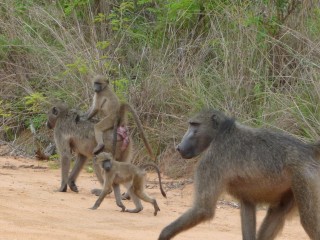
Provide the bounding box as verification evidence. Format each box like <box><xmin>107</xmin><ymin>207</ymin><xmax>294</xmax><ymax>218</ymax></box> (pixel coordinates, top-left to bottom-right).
<box><xmin>68</xmin><ymin>154</ymin><xmax>87</xmax><ymax>192</ymax></box>
<box><xmin>125</xmin><ymin>187</ymin><xmax>143</xmax><ymax>214</ymax></box>
<box><xmin>93</xmin><ymin>118</ymin><xmax>115</xmax><ymax>154</ymax></box>
<box><xmin>134</xmin><ymin>186</ymin><xmax>160</xmax><ymax>216</ymax></box>
<box><xmin>257</xmin><ymin>191</ymin><xmax>295</xmax><ymax>240</ymax></box>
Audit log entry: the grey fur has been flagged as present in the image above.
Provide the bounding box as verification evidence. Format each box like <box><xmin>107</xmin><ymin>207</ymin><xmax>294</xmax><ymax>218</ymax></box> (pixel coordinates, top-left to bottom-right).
<box><xmin>159</xmin><ymin>109</ymin><xmax>320</xmax><ymax>240</ymax></box>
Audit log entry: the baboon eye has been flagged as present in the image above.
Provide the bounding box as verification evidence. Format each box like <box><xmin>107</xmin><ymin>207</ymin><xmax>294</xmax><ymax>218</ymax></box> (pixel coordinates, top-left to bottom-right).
<box><xmin>189</xmin><ymin>122</ymin><xmax>200</xmax><ymax>127</ymax></box>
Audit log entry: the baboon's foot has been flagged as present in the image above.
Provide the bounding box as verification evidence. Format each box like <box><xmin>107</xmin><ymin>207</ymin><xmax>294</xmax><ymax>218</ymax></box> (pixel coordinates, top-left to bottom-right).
<box><xmin>93</xmin><ymin>144</ymin><xmax>105</xmax><ymax>155</ymax></box>
<box><xmin>91</xmin><ymin>188</ymin><xmax>102</xmax><ymax>196</ymax></box>
<box><xmin>116</xmin><ymin>203</ymin><xmax>126</xmax><ymax>212</ymax></box>
<box><xmin>125</xmin><ymin>206</ymin><xmax>143</xmax><ymax>213</ymax></box>
<box><xmin>153</xmin><ymin>201</ymin><xmax>160</xmax><ymax>216</ymax></box>
<box><xmin>121</xmin><ymin>192</ymin><xmax>131</xmax><ymax>200</ymax></box>
<box><xmin>56</xmin><ymin>184</ymin><xmax>67</xmax><ymax>192</ymax></box>
<box><xmin>68</xmin><ymin>180</ymin><xmax>79</xmax><ymax>192</ymax></box>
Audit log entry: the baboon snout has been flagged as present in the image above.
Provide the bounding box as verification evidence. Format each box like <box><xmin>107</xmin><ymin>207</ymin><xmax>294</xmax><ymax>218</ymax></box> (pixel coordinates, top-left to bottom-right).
<box><xmin>176</xmin><ymin>144</ymin><xmax>181</xmax><ymax>153</ymax></box>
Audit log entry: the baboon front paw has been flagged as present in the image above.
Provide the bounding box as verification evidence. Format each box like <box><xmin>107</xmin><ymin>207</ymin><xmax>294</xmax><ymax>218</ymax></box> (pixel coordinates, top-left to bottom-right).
<box><xmin>89</xmin><ymin>206</ymin><xmax>98</xmax><ymax>210</ymax></box>
<box><xmin>68</xmin><ymin>181</ymin><xmax>79</xmax><ymax>192</ymax></box>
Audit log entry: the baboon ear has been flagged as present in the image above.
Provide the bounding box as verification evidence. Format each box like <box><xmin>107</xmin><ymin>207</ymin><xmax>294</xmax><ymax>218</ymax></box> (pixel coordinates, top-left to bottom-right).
<box><xmin>52</xmin><ymin>107</ymin><xmax>58</xmax><ymax>116</ymax></box>
<box><xmin>211</xmin><ymin>114</ymin><xmax>219</xmax><ymax>129</ymax></box>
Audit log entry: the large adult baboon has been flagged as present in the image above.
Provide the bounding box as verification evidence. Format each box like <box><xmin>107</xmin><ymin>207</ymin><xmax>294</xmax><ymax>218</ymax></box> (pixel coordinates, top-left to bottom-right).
<box><xmin>159</xmin><ymin>109</ymin><xmax>320</xmax><ymax>240</ymax></box>
<box><xmin>46</xmin><ymin>103</ymin><xmax>131</xmax><ymax>193</ymax></box>
<box><xmin>90</xmin><ymin>152</ymin><xmax>166</xmax><ymax>216</ymax></box>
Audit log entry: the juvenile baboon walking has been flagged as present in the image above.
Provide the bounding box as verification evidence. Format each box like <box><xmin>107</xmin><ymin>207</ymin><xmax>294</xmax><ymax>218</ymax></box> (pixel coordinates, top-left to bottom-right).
<box><xmin>46</xmin><ymin>103</ymin><xmax>132</xmax><ymax>193</ymax></box>
<box><xmin>91</xmin><ymin>152</ymin><xmax>166</xmax><ymax>216</ymax></box>
<box><xmin>159</xmin><ymin>109</ymin><xmax>320</xmax><ymax>240</ymax></box>
<box><xmin>82</xmin><ymin>75</ymin><xmax>120</xmax><ymax>154</ymax></box>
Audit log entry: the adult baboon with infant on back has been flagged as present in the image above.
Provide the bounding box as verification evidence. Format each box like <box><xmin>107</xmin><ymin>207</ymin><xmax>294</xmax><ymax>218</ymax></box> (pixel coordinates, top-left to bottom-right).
<box><xmin>159</xmin><ymin>109</ymin><xmax>320</xmax><ymax>240</ymax></box>
<box><xmin>46</xmin><ymin>103</ymin><xmax>132</xmax><ymax>193</ymax></box>
<box><xmin>47</xmin><ymin>76</ymin><xmax>156</xmax><ymax>193</ymax></box>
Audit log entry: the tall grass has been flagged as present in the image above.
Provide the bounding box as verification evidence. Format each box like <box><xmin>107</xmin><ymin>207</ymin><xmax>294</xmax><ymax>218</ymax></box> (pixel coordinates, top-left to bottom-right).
<box><xmin>0</xmin><ymin>1</ymin><xmax>319</xmax><ymax>175</ymax></box>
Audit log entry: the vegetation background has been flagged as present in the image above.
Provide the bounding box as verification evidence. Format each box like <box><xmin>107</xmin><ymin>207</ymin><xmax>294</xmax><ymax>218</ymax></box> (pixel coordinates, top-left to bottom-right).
<box><xmin>0</xmin><ymin>0</ymin><xmax>319</xmax><ymax>178</ymax></box>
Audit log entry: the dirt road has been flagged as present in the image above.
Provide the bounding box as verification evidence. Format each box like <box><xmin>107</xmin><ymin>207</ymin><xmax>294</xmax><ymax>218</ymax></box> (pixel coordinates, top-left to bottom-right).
<box><xmin>0</xmin><ymin>156</ymin><xmax>309</xmax><ymax>240</ymax></box>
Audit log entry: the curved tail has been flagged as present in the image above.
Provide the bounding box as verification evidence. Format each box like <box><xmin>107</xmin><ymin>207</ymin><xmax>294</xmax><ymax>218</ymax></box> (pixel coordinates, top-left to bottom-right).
<box><xmin>141</xmin><ymin>163</ymin><xmax>167</xmax><ymax>198</ymax></box>
<box><xmin>124</xmin><ymin>103</ymin><xmax>156</xmax><ymax>161</ymax></box>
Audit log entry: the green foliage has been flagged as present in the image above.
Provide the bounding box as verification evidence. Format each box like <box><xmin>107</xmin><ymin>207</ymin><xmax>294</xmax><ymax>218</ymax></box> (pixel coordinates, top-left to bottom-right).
<box><xmin>165</xmin><ymin>0</ymin><xmax>200</xmax><ymax>23</ymax></box>
<box><xmin>306</xmin><ymin>7</ymin><xmax>320</xmax><ymax>37</ymax></box>
<box><xmin>1</xmin><ymin>0</ymin><xmax>320</xmax><ymax>171</ymax></box>
<box><xmin>24</xmin><ymin>92</ymin><xmax>46</xmax><ymax>112</ymax></box>
<box><xmin>108</xmin><ymin>1</ymin><xmax>135</xmax><ymax>31</ymax></box>
<box><xmin>0</xmin><ymin>34</ymin><xmax>28</xmax><ymax>61</ymax></box>
<box><xmin>64</xmin><ymin>57</ymin><xmax>89</xmax><ymax>75</ymax></box>
<box><xmin>58</xmin><ymin>0</ymin><xmax>91</xmax><ymax>16</ymax></box>
<box><xmin>114</xmin><ymin>78</ymin><xmax>130</xmax><ymax>101</ymax></box>
<box><xmin>96</xmin><ymin>41</ymin><xmax>110</xmax><ymax>50</ymax></box>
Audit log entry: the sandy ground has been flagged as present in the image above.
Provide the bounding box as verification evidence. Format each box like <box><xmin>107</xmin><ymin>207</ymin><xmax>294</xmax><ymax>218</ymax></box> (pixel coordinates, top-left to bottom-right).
<box><xmin>0</xmin><ymin>156</ymin><xmax>310</xmax><ymax>240</ymax></box>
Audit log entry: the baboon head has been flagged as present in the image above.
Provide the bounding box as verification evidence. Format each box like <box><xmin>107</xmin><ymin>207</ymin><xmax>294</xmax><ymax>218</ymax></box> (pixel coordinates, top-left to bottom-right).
<box><xmin>95</xmin><ymin>152</ymin><xmax>113</xmax><ymax>171</ymax></box>
<box><xmin>46</xmin><ymin>103</ymin><xmax>68</xmax><ymax>129</ymax></box>
<box><xmin>176</xmin><ymin>109</ymin><xmax>235</xmax><ymax>159</ymax></box>
<box><xmin>92</xmin><ymin>75</ymin><xmax>109</xmax><ymax>93</ymax></box>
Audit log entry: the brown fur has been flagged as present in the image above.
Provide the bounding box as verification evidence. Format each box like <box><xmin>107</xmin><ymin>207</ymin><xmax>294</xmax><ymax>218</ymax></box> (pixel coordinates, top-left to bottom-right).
<box><xmin>159</xmin><ymin>109</ymin><xmax>320</xmax><ymax>240</ymax></box>
<box><xmin>83</xmin><ymin>75</ymin><xmax>120</xmax><ymax>154</ymax></box>
<box><xmin>46</xmin><ymin>103</ymin><xmax>131</xmax><ymax>193</ymax></box>
<box><xmin>90</xmin><ymin>152</ymin><xmax>166</xmax><ymax>216</ymax></box>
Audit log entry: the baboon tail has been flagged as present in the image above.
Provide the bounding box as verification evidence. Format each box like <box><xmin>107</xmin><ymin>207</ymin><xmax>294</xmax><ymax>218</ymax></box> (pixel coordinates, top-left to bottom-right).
<box><xmin>141</xmin><ymin>163</ymin><xmax>167</xmax><ymax>198</ymax></box>
<box><xmin>125</xmin><ymin>103</ymin><xmax>157</xmax><ymax>161</ymax></box>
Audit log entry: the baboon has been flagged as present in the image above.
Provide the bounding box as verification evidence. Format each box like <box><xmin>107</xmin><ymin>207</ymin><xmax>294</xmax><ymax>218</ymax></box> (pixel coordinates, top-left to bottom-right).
<box><xmin>90</xmin><ymin>152</ymin><xmax>166</xmax><ymax>216</ymax></box>
<box><xmin>83</xmin><ymin>75</ymin><xmax>156</xmax><ymax>161</ymax></box>
<box><xmin>159</xmin><ymin>109</ymin><xmax>320</xmax><ymax>240</ymax></box>
<box><xmin>46</xmin><ymin>103</ymin><xmax>132</xmax><ymax>193</ymax></box>
<box><xmin>82</xmin><ymin>75</ymin><xmax>120</xmax><ymax>154</ymax></box>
